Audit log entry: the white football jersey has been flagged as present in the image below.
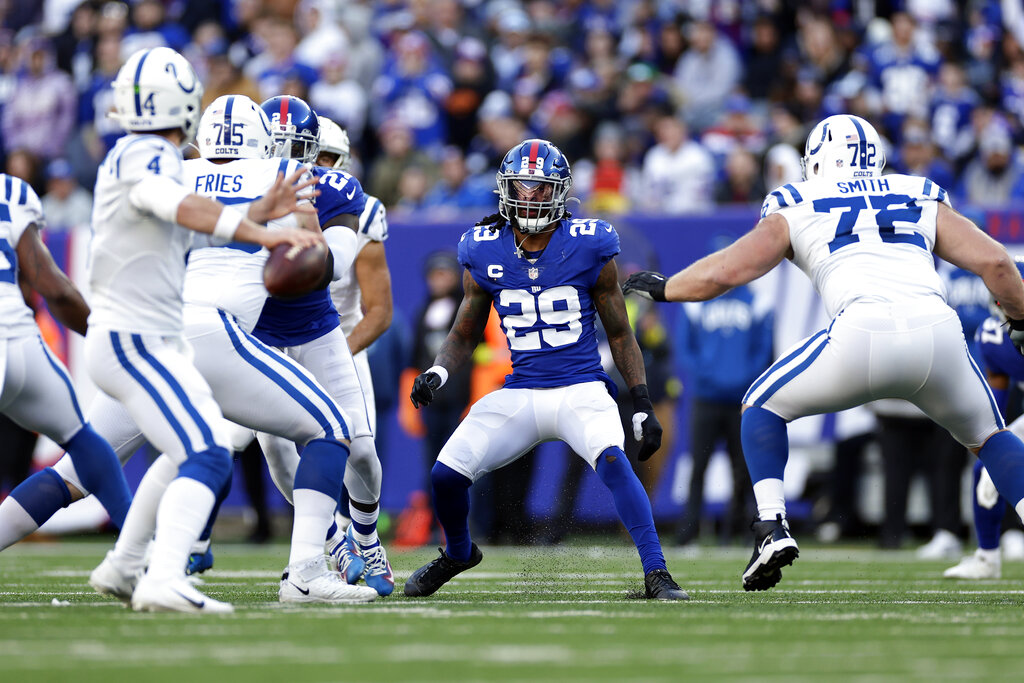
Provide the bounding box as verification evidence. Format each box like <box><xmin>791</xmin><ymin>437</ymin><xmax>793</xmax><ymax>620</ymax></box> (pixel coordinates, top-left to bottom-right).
<box><xmin>0</xmin><ymin>174</ymin><xmax>45</xmax><ymax>338</ymax></box>
<box><xmin>182</xmin><ymin>157</ymin><xmax>307</xmax><ymax>332</ymax></box>
<box><xmin>89</xmin><ymin>134</ymin><xmax>191</xmax><ymax>334</ymax></box>
<box><xmin>762</xmin><ymin>173</ymin><xmax>951</xmax><ymax>318</ymax></box>
<box><xmin>329</xmin><ymin>195</ymin><xmax>388</xmax><ymax>335</ymax></box>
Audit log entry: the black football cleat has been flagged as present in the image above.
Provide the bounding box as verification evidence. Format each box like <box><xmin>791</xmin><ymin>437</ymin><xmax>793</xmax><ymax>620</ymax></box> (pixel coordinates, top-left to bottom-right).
<box><xmin>644</xmin><ymin>568</ymin><xmax>689</xmax><ymax>600</ymax></box>
<box><xmin>742</xmin><ymin>514</ymin><xmax>799</xmax><ymax>591</ymax></box>
<box><xmin>404</xmin><ymin>544</ymin><xmax>483</xmax><ymax>597</ymax></box>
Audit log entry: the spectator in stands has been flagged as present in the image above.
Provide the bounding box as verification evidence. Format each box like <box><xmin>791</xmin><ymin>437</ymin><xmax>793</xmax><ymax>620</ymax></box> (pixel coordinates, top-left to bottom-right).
<box><xmin>931</xmin><ymin>62</ymin><xmax>979</xmax><ymax>169</ymax></box>
<box><xmin>78</xmin><ymin>31</ymin><xmax>125</xmax><ymax>167</ymax></box>
<box><xmin>40</xmin><ymin>158</ymin><xmax>91</xmax><ymax>234</ymax></box>
<box><xmin>701</xmin><ymin>94</ymin><xmax>767</xmax><ymax>162</ymax></box>
<box><xmin>422</xmin><ymin>146</ymin><xmax>494</xmax><ymax>215</ymax></box>
<box><xmin>573</xmin><ymin>121</ymin><xmax>637</xmax><ymax>214</ymax></box>
<box><xmin>250</xmin><ymin>17</ymin><xmax>318</xmax><ymax>102</ymax></box>
<box><xmin>444</xmin><ymin>37</ymin><xmax>493</xmax><ymax>151</ymax></box>
<box><xmin>640</xmin><ymin>114</ymin><xmax>714</xmax><ymax>213</ymax></box>
<box><xmin>309</xmin><ymin>55</ymin><xmax>368</xmax><ymax>145</ymax></box>
<box><xmin>53</xmin><ymin>1</ymin><xmax>97</xmax><ymax>90</ymax></box>
<box><xmin>393</xmin><ymin>166</ymin><xmax>432</xmax><ymax>213</ymax></box>
<box><xmin>743</xmin><ymin>14</ymin><xmax>786</xmax><ymax>102</ymax></box>
<box><xmin>957</xmin><ymin>121</ymin><xmax>1024</xmax><ymax>205</ymax></box>
<box><xmin>672</xmin><ymin>19</ymin><xmax>740</xmax><ymax>133</ymax></box>
<box><xmin>1</xmin><ymin>36</ymin><xmax>76</xmax><ymax>164</ymax></box>
<box><xmin>368</xmin><ymin>118</ymin><xmax>435</xmax><ymax>208</ymax></box>
<box><xmin>372</xmin><ymin>31</ymin><xmax>452</xmax><ymax>151</ymax></box>
<box><xmin>715</xmin><ymin>147</ymin><xmax>766</xmax><ymax>205</ymax></box>
<box><xmin>200</xmin><ymin>46</ymin><xmax>261</xmax><ymax>110</ymax></box>
<box><xmin>293</xmin><ymin>0</ymin><xmax>350</xmax><ymax>71</ymax></box>
<box><xmin>121</xmin><ymin>0</ymin><xmax>190</xmax><ymax>55</ymax></box>
<box><xmin>892</xmin><ymin>118</ymin><xmax>955</xmax><ymax>191</ymax></box>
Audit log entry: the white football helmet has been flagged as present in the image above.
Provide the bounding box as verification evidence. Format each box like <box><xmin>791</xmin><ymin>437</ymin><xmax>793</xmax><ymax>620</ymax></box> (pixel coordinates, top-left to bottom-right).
<box><xmin>802</xmin><ymin>114</ymin><xmax>886</xmax><ymax>181</ymax></box>
<box><xmin>110</xmin><ymin>47</ymin><xmax>204</xmax><ymax>144</ymax></box>
<box><xmin>317</xmin><ymin>116</ymin><xmax>350</xmax><ymax>169</ymax></box>
<box><xmin>197</xmin><ymin>95</ymin><xmax>273</xmax><ymax>160</ymax></box>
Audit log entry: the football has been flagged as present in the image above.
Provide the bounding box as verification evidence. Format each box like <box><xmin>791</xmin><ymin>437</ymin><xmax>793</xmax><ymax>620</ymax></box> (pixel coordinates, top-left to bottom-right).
<box><xmin>263</xmin><ymin>241</ymin><xmax>328</xmax><ymax>299</ymax></box>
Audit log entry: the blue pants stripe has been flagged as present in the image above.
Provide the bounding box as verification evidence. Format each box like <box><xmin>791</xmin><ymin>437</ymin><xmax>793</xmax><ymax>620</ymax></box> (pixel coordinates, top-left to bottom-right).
<box><xmin>743</xmin><ymin>330</ymin><xmax>827</xmax><ymax>405</ymax></box>
<box><xmin>217</xmin><ymin>310</ymin><xmax>337</xmax><ymax>441</ymax></box>
<box><xmin>752</xmin><ymin>334</ymin><xmax>829</xmax><ymax>408</ymax></box>
<box><xmin>130</xmin><ymin>334</ymin><xmax>217</xmax><ymax>448</ymax></box>
<box><xmin>110</xmin><ymin>331</ymin><xmax>195</xmax><ymax>456</ymax></box>
<box><xmin>37</xmin><ymin>336</ymin><xmax>83</xmax><ymax>424</ymax></box>
<box><xmin>965</xmin><ymin>342</ymin><xmax>1005</xmax><ymax>429</ymax></box>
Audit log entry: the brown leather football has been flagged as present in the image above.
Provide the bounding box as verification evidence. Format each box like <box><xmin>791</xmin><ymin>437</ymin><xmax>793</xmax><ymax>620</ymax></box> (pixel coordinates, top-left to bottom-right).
<box><xmin>263</xmin><ymin>241</ymin><xmax>328</xmax><ymax>298</ymax></box>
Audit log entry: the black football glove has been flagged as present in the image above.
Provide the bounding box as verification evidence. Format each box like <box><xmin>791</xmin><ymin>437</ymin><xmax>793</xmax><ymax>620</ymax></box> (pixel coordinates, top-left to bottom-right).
<box><xmin>410</xmin><ymin>371</ymin><xmax>443</xmax><ymax>409</ymax></box>
<box><xmin>621</xmin><ymin>271</ymin><xmax>668</xmax><ymax>302</ymax></box>
<box><xmin>1008</xmin><ymin>317</ymin><xmax>1024</xmax><ymax>356</ymax></box>
<box><xmin>630</xmin><ymin>384</ymin><xmax>663</xmax><ymax>461</ymax></box>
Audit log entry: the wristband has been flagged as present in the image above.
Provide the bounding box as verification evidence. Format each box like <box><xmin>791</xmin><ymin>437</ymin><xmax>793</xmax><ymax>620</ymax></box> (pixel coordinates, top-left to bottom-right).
<box><xmin>629</xmin><ymin>384</ymin><xmax>653</xmax><ymax>412</ymax></box>
<box><xmin>427</xmin><ymin>365</ymin><xmax>449</xmax><ymax>387</ymax></box>
<box><xmin>213</xmin><ymin>207</ymin><xmax>244</xmax><ymax>241</ymax></box>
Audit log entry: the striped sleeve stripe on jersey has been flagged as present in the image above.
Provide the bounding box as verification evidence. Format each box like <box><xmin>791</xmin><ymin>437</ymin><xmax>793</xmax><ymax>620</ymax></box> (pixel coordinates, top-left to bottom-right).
<box><xmin>770</xmin><ymin>183</ymin><xmax>802</xmax><ymax>208</ymax></box>
<box><xmin>923</xmin><ymin>178</ymin><xmax>948</xmax><ymax>203</ymax></box>
<box><xmin>362</xmin><ymin>198</ymin><xmax>383</xmax><ymax>235</ymax></box>
<box><xmin>4</xmin><ymin>175</ymin><xmax>12</xmax><ymax>202</ymax></box>
<box><xmin>219</xmin><ymin>311</ymin><xmax>351</xmax><ymax>440</ymax></box>
<box><xmin>110</xmin><ymin>332</ymin><xmax>201</xmax><ymax>457</ymax></box>
<box><xmin>743</xmin><ymin>330</ymin><xmax>827</xmax><ymax>405</ymax></box>
<box><xmin>17</xmin><ymin>177</ymin><xmax>26</xmax><ymax>205</ymax></box>
<box><xmin>37</xmin><ymin>337</ymin><xmax>84</xmax><ymax>423</ymax></box>
<box><xmin>217</xmin><ymin>310</ymin><xmax>339</xmax><ymax>440</ymax></box>
<box><xmin>132</xmin><ymin>49</ymin><xmax>152</xmax><ymax>117</ymax></box>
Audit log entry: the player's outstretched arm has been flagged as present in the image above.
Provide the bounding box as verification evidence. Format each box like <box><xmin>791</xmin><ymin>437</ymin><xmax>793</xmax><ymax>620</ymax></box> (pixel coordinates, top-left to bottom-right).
<box><xmin>247</xmin><ymin>167</ymin><xmax>320</xmax><ymax>224</ymax></box>
<box><xmin>16</xmin><ymin>224</ymin><xmax>89</xmax><ymax>336</ymax></box>
<box><xmin>410</xmin><ymin>269</ymin><xmax>491</xmax><ymax>409</ymax></box>
<box><xmin>348</xmin><ymin>242</ymin><xmax>393</xmax><ymax>355</ymax></box>
<box><xmin>594</xmin><ymin>259</ymin><xmax>662</xmax><ymax>461</ymax></box>
<box><xmin>628</xmin><ymin>214</ymin><xmax>792</xmax><ymax>303</ymax></box>
<box><xmin>176</xmin><ymin>194</ymin><xmax>324</xmax><ymax>252</ymax></box>
<box><xmin>935</xmin><ymin>203</ymin><xmax>1024</xmax><ymax>320</ymax></box>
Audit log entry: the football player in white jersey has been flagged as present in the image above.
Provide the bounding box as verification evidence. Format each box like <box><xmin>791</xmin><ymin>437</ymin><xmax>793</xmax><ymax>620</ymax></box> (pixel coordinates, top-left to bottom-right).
<box><xmin>83</xmin><ymin>47</ymin><xmax>321</xmax><ymax>613</ymax></box>
<box><xmin>83</xmin><ymin>95</ymin><xmax>376</xmax><ymax>605</ymax></box>
<box><xmin>245</xmin><ymin>100</ymin><xmax>394</xmax><ymax>596</ymax></box>
<box><xmin>0</xmin><ymin>174</ymin><xmax>133</xmax><ymax>551</ymax></box>
<box><xmin>315</xmin><ymin>115</ymin><xmax>394</xmax><ymax>586</ymax></box>
<box><xmin>624</xmin><ymin>114</ymin><xmax>1024</xmax><ymax>592</ymax></box>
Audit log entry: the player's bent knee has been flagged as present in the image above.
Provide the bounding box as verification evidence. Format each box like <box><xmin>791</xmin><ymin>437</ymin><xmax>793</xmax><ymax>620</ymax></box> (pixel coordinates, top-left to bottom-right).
<box><xmin>177</xmin><ymin>446</ymin><xmax>233</xmax><ymax>490</ymax></box>
<box><xmin>431</xmin><ymin>461</ymin><xmax>472</xmax><ymax>491</ymax></box>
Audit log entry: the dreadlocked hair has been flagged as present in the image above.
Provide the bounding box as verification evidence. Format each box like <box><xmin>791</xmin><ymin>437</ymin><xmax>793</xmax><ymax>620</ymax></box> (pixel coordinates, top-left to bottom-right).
<box><xmin>475</xmin><ymin>212</ymin><xmax>507</xmax><ymax>233</ymax></box>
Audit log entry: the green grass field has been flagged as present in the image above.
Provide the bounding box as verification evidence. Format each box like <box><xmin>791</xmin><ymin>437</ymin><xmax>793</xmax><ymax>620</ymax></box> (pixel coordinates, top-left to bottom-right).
<box><xmin>2</xmin><ymin>540</ymin><xmax>1024</xmax><ymax>682</ymax></box>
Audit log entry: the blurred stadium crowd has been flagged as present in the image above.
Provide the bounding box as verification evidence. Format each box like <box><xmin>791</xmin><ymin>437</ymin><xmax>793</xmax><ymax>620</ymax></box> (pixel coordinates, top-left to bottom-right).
<box><xmin>4</xmin><ymin>0</ymin><xmax>1024</xmax><ymax>218</ymax></box>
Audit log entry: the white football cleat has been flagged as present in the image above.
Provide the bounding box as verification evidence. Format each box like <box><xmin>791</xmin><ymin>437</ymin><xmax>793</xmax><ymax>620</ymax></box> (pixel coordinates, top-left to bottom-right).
<box><xmin>279</xmin><ymin>554</ymin><xmax>377</xmax><ymax>604</ymax></box>
<box><xmin>89</xmin><ymin>551</ymin><xmax>140</xmax><ymax>604</ymax></box>
<box><xmin>1001</xmin><ymin>530</ymin><xmax>1024</xmax><ymax>561</ymax></box>
<box><xmin>943</xmin><ymin>550</ymin><xmax>1001</xmax><ymax>580</ymax></box>
<box><xmin>131</xmin><ymin>574</ymin><xmax>234</xmax><ymax>613</ymax></box>
<box><xmin>916</xmin><ymin>529</ymin><xmax>962</xmax><ymax>560</ymax></box>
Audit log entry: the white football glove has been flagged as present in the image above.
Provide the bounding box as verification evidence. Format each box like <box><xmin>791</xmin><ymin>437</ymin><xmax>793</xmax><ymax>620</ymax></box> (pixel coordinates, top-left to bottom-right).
<box><xmin>977</xmin><ymin>466</ymin><xmax>1000</xmax><ymax>509</ymax></box>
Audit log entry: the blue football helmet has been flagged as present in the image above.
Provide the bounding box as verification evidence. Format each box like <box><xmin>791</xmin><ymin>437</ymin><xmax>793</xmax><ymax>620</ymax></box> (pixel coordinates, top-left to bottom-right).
<box><xmin>260</xmin><ymin>95</ymin><xmax>320</xmax><ymax>163</ymax></box>
<box><xmin>496</xmin><ymin>138</ymin><xmax>572</xmax><ymax>234</ymax></box>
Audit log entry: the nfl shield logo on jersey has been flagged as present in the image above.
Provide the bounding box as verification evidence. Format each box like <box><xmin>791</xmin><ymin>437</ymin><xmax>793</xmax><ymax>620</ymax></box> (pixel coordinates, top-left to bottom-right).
<box><xmin>528</xmin><ymin>267</ymin><xmax>539</xmax><ymax>280</ymax></box>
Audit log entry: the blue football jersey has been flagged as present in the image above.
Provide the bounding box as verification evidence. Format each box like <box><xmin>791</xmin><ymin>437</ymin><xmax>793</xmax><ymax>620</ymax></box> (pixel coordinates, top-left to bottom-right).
<box><xmin>458</xmin><ymin>217</ymin><xmax>620</xmax><ymax>392</ymax></box>
<box><xmin>251</xmin><ymin>166</ymin><xmax>366</xmax><ymax>346</ymax></box>
<box><xmin>977</xmin><ymin>316</ymin><xmax>1024</xmax><ymax>409</ymax></box>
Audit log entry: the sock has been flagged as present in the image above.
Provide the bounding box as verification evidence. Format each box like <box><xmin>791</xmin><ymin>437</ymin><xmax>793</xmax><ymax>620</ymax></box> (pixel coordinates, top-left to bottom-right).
<box><xmin>146</xmin><ymin>477</ymin><xmax>217</xmax><ymax>581</ymax></box>
<box><xmin>978</xmin><ymin>547</ymin><xmax>1000</xmax><ymax>563</ymax></box>
<box><xmin>63</xmin><ymin>423</ymin><xmax>132</xmax><ymax>528</ymax></box>
<box><xmin>350</xmin><ymin>502</ymin><xmax>379</xmax><ymax>548</ymax></box>
<box><xmin>291</xmin><ymin>439</ymin><xmax>348</xmax><ymax>565</ymax></box>
<box><xmin>741</xmin><ymin>406</ymin><xmax>790</xmax><ymax>483</ymax></box>
<box><xmin>595</xmin><ymin>448</ymin><xmax>666</xmax><ymax>574</ymax></box>
<box><xmin>431</xmin><ymin>462</ymin><xmax>473</xmax><ymax>562</ymax></box>
<box><xmin>978</xmin><ymin>430</ymin><xmax>1024</xmax><ymax>517</ymax></box>
<box><xmin>291</xmin><ymin>488</ymin><xmax>338</xmax><ymax>565</ymax></box>
<box><xmin>753</xmin><ymin>479</ymin><xmax>787</xmax><ymax>522</ymax></box>
<box><xmin>339</xmin><ymin>483</ymin><xmax>351</xmax><ymax>523</ymax></box>
<box><xmin>197</xmin><ymin>471</ymin><xmax>233</xmax><ymax>544</ymax></box>
<box><xmin>111</xmin><ymin>454</ymin><xmax>178</xmax><ymax>571</ymax></box>
<box><xmin>972</xmin><ymin>459</ymin><xmax>1003</xmax><ymax>550</ymax></box>
<box><xmin>0</xmin><ymin>468</ymin><xmax>72</xmax><ymax>550</ymax></box>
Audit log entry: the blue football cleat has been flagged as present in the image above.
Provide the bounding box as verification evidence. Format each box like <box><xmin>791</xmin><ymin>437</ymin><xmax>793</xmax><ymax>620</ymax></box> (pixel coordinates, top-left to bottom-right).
<box><xmin>186</xmin><ymin>548</ymin><xmax>214</xmax><ymax>576</ymax></box>
<box><xmin>353</xmin><ymin>527</ymin><xmax>394</xmax><ymax>597</ymax></box>
<box><xmin>327</xmin><ymin>528</ymin><xmax>365</xmax><ymax>584</ymax></box>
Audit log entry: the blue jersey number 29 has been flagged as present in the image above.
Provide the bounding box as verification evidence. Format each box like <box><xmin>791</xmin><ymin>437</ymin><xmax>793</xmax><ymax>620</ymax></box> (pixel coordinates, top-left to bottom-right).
<box><xmin>815</xmin><ymin>193</ymin><xmax>925</xmax><ymax>253</ymax></box>
<box><xmin>0</xmin><ymin>203</ymin><xmax>16</xmax><ymax>283</ymax></box>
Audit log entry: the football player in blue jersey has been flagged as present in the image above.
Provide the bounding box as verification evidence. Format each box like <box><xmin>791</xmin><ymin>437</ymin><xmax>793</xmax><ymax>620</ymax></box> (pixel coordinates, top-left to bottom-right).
<box><xmin>945</xmin><ymin>261</ymin><xmax>1024</xmax><ymax>579</ymax></box>
<box><xmin>404</xmin><ymin>138</ymin><xmax>688</xmax><ymax>601</ymax></box>
<box><xmin>248</xmin><ymin>96</ymin><xmax>394</xmax><ymax>595</ymax></box>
